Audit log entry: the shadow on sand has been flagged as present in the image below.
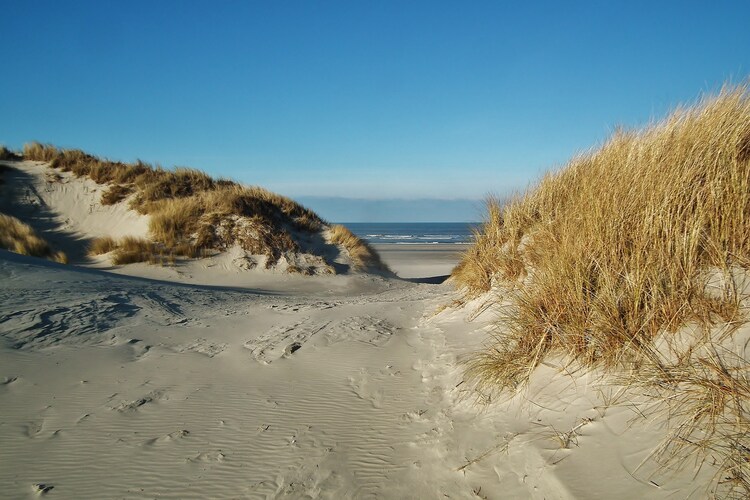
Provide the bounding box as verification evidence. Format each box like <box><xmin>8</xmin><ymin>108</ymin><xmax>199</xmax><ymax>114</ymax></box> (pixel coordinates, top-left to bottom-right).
<box><xmin>403</xmin><ymin>275</ymin><xmax>450</xmax><ymax>284</ymax></box>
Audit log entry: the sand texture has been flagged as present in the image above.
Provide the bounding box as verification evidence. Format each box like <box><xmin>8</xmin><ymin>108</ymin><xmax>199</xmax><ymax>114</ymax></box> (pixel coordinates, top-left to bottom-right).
<box><xmin>0</xmin><ymin>159</ymin><xmax>730</xmax><ymax>498</ymax></box>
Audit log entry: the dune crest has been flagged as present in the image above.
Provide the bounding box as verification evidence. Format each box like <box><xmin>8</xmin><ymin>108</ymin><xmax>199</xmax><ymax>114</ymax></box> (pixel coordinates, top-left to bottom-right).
<box><xmin>0</xmin><ymin>145</ymin><xmax>389</xmax><ymax>281</ymax></box>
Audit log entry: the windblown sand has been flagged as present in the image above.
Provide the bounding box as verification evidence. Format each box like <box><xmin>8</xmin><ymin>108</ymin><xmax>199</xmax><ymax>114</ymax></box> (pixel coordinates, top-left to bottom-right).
<box><xmin>0</xmin><ymin>160</ymin><xmax>722</xmax><ymax>498</ymax></box>
<box><xmin>0</xmin><ymin>248</ymin><xmax>720</xmax><ymax>499</ymax></box>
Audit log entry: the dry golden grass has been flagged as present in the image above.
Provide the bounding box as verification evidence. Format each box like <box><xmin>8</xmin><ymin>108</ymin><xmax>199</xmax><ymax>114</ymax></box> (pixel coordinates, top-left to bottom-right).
<box><xmin>18</xmin><ymin>142</ymin><xmax>363</xmax><ymax>271</ymax></box>
<box><xmin>456</xmin><ymin>86</ymin><xmax>750</xmax><ymax>383</ymax></box>
<box><xmin>88</xmin><ymin>236</ymin><xmax>118</xmax><ymax>255</ymax></box>
<box><xmin>100</xmin><ymin>184</ymin><xmax>133</xmax><ymax>205</ymax></box>
<box><xmin>454</xmin><ymin>86</ymin><xmax>750</xmax><ymax>495</ymax></box>
<box><xmin>617</xmin><ymin>336</ymin><xmax>750</xmax><ymax>497</ymax></box>
<box><xmin>0</xmin><ymin>146</ymin><xmax>21</xmax><ymax>161</ymax></box>
<box><xmin>328</xmin><ymin>224</ymin><xmax>389</xmax><ymax>272</ymax></box>
<box><xmin>89</xmin><ymin>235</ymin><xmax>200</xmax><ymax>265</ymax></box>
<box><xmin>0</xmin><ymin>214</ymin><xmax>67</xmax><ymax>263</ymax></box>
<box><xmin>22</xmin><ymin>142</ymin><xmax>59</xmax><ymax>162</ymax></box>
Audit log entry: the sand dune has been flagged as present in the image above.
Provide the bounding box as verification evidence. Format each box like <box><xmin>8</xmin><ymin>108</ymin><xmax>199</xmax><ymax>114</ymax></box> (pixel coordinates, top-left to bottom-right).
<box><xmin>0</xmin><ymin>154</ymin><xmax>735</xmax><ymax>498</ymax></box>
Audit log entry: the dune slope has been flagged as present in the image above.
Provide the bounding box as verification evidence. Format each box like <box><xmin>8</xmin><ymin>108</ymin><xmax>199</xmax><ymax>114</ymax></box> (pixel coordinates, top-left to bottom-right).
<box><xmin>1</xmin><ymin>145</ymin><xmax>387</xmax><ymax>277</ymax></box>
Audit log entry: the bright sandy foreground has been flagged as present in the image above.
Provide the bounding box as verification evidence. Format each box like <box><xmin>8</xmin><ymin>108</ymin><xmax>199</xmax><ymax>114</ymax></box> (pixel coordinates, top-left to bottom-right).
<box><xmin>0</xmin><ymin>160</ymin><xmax>723</xmax><ymax>498</ymax></box>
<box><xmin>0</xmin><ymin>247</ymin><xmax>721</xmax><ymax>499</ymax></box>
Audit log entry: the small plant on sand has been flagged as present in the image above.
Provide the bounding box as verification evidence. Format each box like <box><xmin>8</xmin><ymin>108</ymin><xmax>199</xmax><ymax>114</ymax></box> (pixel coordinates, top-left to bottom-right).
<box><xmin>0</xmin><ymin>214</ymin><xmax>67</xmax><ymax>263</ymax></box>
<box><xmin>454</xmin><ymin>85</ymin><xmax>750</xmax><ymax>496</ymax></box>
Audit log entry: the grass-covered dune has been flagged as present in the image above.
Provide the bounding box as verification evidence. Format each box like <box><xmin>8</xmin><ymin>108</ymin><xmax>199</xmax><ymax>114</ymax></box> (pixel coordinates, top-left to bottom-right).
<box><xmin>454</xmin><ymin>86</ymin><xmax>750</xmax><ymax>495</ymax></box>
<box><xmin>11</xmin><ymin>143</ymin><xmax>386</xmax><ymax>273</ymax></box>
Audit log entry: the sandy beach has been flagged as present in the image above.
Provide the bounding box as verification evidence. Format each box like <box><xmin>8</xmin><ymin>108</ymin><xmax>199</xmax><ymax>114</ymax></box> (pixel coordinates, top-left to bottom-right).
<box><xmin>373</xmin><ymin>243</ymin><xmax>469</xmax><ymax>280</ymax></box>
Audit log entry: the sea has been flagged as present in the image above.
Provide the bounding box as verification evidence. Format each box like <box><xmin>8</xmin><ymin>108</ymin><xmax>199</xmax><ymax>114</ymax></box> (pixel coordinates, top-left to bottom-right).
<box><xmin>343</xmin><ymin>222</ymin><xmax>479</xmax><ymax>245</ymax></box>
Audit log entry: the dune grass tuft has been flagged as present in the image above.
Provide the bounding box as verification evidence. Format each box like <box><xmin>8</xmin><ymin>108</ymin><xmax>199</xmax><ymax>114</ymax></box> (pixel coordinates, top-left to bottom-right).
<box><xmin>453</xmin><ymin>85</ymin><xmax>750</xmax><ymax>495</ymax></box>
<box><xmin>100</xmin><ymin>184</ymin><xmax>133</xmax><ymax>205</ymax></box>
<box><xmin>88</xmin><ymin>236</ymin><xmax>118</xmax><ymax>255</ymax></box>
<box><xmin>0</xmin><ymin>214</ymin><xmax>67</xmax><ymax>263</ymax></box>
<box><xmin>0</xmin><ymin>146</ymin><xmax>21</xmax><ymax>161</ymax></box>
<box><xmin>89</xmin><ymin>235</ymin><xmax>201</xmax><ymax>265</ymax></box>
<box><xmin>328</xmin><ymin>224</ymin><xmax>389</xmax><ymax>272</ymax></box>
<box><xmin>22</xmin><ymin>142</ymin><xmax>59</xmax><ymax>162</ymax></box>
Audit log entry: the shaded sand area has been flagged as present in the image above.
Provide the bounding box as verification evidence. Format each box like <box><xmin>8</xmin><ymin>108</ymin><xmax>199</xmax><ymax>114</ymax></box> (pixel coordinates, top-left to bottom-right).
<box><xmin>0</xmin><ymin>249</ymin><xmax>720</xmax><ymax>499</ymax></box>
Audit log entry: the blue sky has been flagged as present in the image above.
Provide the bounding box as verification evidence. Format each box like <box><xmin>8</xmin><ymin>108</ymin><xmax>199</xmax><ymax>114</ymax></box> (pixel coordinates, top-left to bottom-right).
<box><xmin>2</xmin><ymin>1</ymin><xmax>749</xmax><ymax>221</ymax></box>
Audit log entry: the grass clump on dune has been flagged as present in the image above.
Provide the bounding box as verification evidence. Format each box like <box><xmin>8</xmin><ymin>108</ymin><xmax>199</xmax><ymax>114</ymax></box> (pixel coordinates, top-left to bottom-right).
<box><xmin>454</xmin><ymin>86</ymin><xmax>750</xmax><ymax>495</ymax></box>
<box><xmin>328</xmin><ymin>224</ymin><xmax>389</xmax><ymax>272</ymax></box>
<box><xmin>100</xmin><ymin>184</ymin><xmax>133</xmax><ymax>205</ymax></box>
<box><xmin>0</xmin><ymin>146</ymin><xmax>21</xmax><ymax>161</ymax></box>
<box><xmin>88</xmin><ymin>236</ymin><xmax>118</xmax><ymax>255</ymax></box>
<box><xmin>88</xmin><ymin>235</ymin><xmax>202</xmax><ymax>266</ymax></box>
<box><xmin>21</xmin><ymin>142</ymin><xmax>360</xmax><ymax>270</ymax></box>
<box><xmin>0</xmin><ymin>214</ymin><xmax>68</xmax><ymax>264</ymax></box>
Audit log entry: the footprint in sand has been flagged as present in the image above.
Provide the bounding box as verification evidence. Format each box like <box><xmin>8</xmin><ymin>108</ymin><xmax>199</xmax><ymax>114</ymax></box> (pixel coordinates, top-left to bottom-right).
<box><xmin>324</xmin><ymin>316</ymin><xmax>397</xmax><ymax>347</ymax></box>
<box><xmin>425</xmin><ymin>386</ymin><xmax>445</xmax><ymax>405</ymax></box>
<box><xmin>267</xmin><ymin>301</ymin><xmax>338</xmax><ymax>313</ymax></box>
<box><xmin>25</xmin><ymin>419</ymin><xmax>44</xmax><ymax>438</ymax></box>
<box><xmin>143</xmin><ymin>429</ymin><xmax>190</xmax><ymax>446</ymax></box>
<box><xmin>126</xmin><ymin>338</ymin><xmax>151</xmax><ymax>360</ymax></box>
<box><xmin>32</xmin><ymin>483</ymin><xmax>54</xmax><ymax>494</ymax></box>
<box><xmin>112</xmin><ymin>389</ymin><xmax>167</xmax><ymax>412</ymax></box>
<box><xmin>244</xmin><ymin>319</ymin><xmax>330</xmax><ymax>363</ymax></box>
<box><xmin>76</xmin><ymin>413</ymin><xmax>91</xmax><ymax>424</ymax></box>
<box><xmin>348</xmin><ymin>370</ymin><xmax>384</xmax><ymax>408</ymax></box>
<box><xmin>187</xmin><ymin>450</ymin><xmax>226</xmax><ymax>464</ymax></box>
<box><xmin>178</xmin><ymin>338</ymin><xmax>227</xmax><ymax>357</ymax></box>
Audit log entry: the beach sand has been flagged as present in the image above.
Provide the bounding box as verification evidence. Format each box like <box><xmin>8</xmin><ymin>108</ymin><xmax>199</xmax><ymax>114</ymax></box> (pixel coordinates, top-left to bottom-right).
<box><xmin>0</xmin><ymin>160</ymin><xmax>722</xmax><ymax>498</ymax></box>
<box><xmin>373</xmin><ymin>243</ymin><xmax>468</xmax><ymax>280</ymax></box>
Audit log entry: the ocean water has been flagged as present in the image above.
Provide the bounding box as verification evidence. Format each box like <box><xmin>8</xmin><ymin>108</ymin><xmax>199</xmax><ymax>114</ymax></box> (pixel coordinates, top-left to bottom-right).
<box><xmin>343</xmin><ymin>222</ymin><xmax>479</xmax><ymax>244</ymax></box>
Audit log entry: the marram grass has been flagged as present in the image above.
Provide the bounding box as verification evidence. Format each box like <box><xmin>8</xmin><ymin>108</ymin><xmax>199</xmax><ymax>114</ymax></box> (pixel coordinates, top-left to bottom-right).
<box><xmin>453</xmin><ymin>85</ymin><xmax>750</xmax><ymax>496</ymax></box>
<box><xmin>0</xmin><ymin>214</ymin><xmax>67</xmax><ymax>264</ymax></box>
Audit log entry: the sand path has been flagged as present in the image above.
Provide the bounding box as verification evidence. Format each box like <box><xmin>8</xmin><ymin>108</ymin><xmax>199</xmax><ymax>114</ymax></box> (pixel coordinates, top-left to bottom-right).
<box><xmin>0</xmin><ymin>250</ymin><xmax>718</xmax><ymax>499</ymax></box>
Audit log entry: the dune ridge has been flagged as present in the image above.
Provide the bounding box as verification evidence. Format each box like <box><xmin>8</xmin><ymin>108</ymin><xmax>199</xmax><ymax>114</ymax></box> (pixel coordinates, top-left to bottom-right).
<box><xmin>454</xmin><ymin>85</ymin><xmax>750</xmax><ymax>496</ymax></box>
<box><xmin>3</xmin><ymin>143</ymin><xmax>388</xmax><ymax>275</ymax></box>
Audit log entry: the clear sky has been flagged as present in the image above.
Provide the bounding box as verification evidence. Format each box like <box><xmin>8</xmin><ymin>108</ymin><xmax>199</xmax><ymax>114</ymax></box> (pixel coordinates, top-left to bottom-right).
<box><xmin>2</xmin><ymin>1</ymin><xmax>749</xmax><ymax>221</ymax></box>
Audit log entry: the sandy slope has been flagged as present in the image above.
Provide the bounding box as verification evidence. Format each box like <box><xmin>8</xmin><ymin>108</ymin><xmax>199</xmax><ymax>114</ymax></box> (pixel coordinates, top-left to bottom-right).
<box><xmin>0</xmin><ymin>250</ymin><xmax>721</xmax><ymax>499</ymax></box>
<box><xmin>0</xmin><ymin>161</ymin><xmax>149</xmax><ymax>261</ymax></box>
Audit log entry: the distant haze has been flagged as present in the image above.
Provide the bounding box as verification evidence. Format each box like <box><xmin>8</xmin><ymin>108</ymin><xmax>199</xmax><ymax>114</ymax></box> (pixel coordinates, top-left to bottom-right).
<box><xmin>296</xmin><ymin>197</ymin><xmax>485</xmax><ymax>223</ymax></box>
